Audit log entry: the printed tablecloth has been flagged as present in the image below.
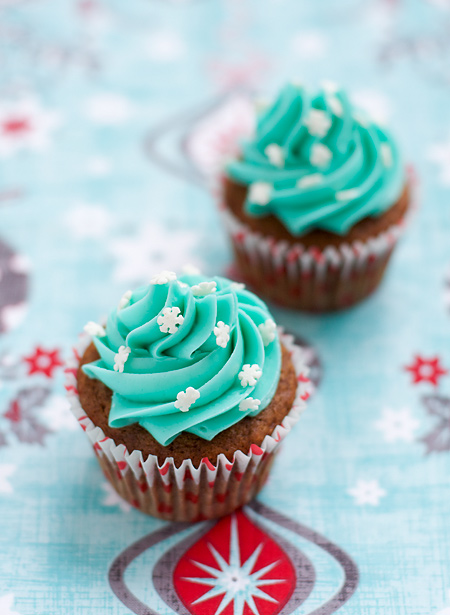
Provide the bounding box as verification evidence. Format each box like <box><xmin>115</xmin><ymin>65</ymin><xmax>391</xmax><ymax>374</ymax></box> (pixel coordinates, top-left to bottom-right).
<box><xmin>0</xmin><ymin>1</ymin><xmax>449</xmax><ymax>614</ymax></box>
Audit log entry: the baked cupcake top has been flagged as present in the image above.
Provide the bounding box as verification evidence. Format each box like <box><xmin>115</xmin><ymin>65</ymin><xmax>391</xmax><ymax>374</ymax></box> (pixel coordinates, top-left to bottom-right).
<box><xmin>226</xmin><ymin>81</ymin><xmax>405</xmax><ymax>236</ymax></box>
<box><xmin>82</xmin><ymin>272</ymin><xmax>281</xmax><ymax>446</ymax></box>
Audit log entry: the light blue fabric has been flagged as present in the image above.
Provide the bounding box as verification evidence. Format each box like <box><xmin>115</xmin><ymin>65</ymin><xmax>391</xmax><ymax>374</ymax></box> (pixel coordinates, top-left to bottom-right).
<box><xmin>0</xmin><ymin>1</ymin><xmax>449</xmax><ymax>614</ymax></box>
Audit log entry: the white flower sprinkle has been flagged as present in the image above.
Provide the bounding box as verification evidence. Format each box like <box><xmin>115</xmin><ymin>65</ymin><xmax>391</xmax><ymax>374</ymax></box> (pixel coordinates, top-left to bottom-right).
<box><xmin>84</xmin><ymin>321</ymin><xmax>106</xmax><ymax>337</ymax></box>
<box><xmin>238</xmin><ymin>364</ymin><xmax>263</xmax><ymax>387</ymax></box>
<box><xmin>239</xmin><ymin>397</ymin><xmax>261</xmax><ymax>412</ymax></box>
<box><xmin>297</xmin><ymin>173</ymin><xmax>323</xmax><ymax>189</ymax></box>
<box><xmin>336</xmin><ymin>188</ymin><xmax>360</xmax><ymax>201</ymax></box>
<box><xmin>191</xmin><ymin>281</ymin><xmax>217</xmax><ymax>297</ymax></box>
<box><xmin>157</xmin><ymin>307</ymin><xmax>184</xmax><ymax>334</ymax></box>
<box><xmin>174</xmin><ymin>387</ymin><xmax>200</xmax><ymax>412</ymax></box>
<box><xmin>258</xmin><ymin>319</ymin><xmax>277</xmax><ymax>346</ymax></box>
<box><xmin>114</xmin><ymin>346</ymin><xmax>131</xmax><ymax>373</ymax></box>
<box><xmin>151</xmin><ymin>270</ymin><xmax>177</xmax><ymax>285</ymax></box>
<box><xmin>264</xmin><ymin>143</ymin><xmax>285</xmax><ymax>167</ymax></box>
<box><xmin>304</xmin><ymin>109</ymin><xmax>332</xmax><ymax>138</ymax></box>
<box><xmin>248</xmin><ymin>182</ymin><xmax>272</xmax><ymax>206</ymax></box>
<box><xmin>214</xmin><ymin>321</ymin><xmax>230</xmax><ymax>348</ymax></box>
<box><xmin>118</xmin><ymin>290</ymin><xmax>132</xmax><ymax>310</ymax></box>
<box><xmin>381</xmin><ymin>143</ymin><xmax>393</xmax><ymax>168</ymax></box>
<box><xmin>310</xmin><ymin>143</ymin><xmax>332</xmax><ymax>168</ymax></box>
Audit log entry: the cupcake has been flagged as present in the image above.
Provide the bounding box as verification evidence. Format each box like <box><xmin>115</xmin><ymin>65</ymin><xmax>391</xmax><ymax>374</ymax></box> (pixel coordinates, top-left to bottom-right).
<box><xmin>221</xmin><ymin>82</ymin><xmax>411</xmax><ymax>311</ymax></box>
<box><xmin>66</xmin><ymin>271</ymin><xmax>309</xmax><ymax>521</ymax></box>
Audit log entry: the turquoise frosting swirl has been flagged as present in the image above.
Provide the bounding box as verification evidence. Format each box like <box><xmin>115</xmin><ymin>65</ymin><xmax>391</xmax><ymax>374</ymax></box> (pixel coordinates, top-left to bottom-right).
<box><xmin>82</xmin><ymin>273</ymin><xmax>281</xmax><ymax>447</ymax></box>
<box><xmin>226</xmin><ymin>82</ymin><xmax>405</xmax><ymax>235</ymax></box>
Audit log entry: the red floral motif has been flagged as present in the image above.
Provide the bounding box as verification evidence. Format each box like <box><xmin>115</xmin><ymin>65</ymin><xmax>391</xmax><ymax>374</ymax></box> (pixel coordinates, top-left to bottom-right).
<box><xmin>404</xmin><ymin>355</ymin><xmax>448</xmax><ymax>387</ymax></box>
<box><xmin>24</xmin><ymin>346</ymin><xmax>63</xmax><ymax>378</ymax></box>
<box><xmin>174</xmin><ymin>510</ymin><xmax>295</xmax><ymax>615</ymax></box>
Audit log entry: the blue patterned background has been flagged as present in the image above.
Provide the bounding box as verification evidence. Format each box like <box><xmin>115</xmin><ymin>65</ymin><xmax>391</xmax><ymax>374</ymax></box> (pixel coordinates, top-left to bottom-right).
<box><xmin>0</xmin><ymin>0</ymin><xmax>450</xmax><ymax>613</ymax></box>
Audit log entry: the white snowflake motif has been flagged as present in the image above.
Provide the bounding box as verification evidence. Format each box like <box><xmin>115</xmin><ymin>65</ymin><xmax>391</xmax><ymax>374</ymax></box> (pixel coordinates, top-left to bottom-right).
<box><xmin>39</xmin><ymin>395</ymin><xmax>78</xmax><ymax>432</ymax></box>
<box><xmin>264</xmin><ymin>143</ymin><xmax>284</xmax><ymax>167</ymax></box>
<box><xmin>380</xmin><ymin>143</ymin><xmax>393</xmax><ymax>168</ymax></box>
<box><xmin>83</xmin><ymin>321</ymin><xmax>106</xmax><ymax>337</ymax></box>
<box><xmin>0</xmin><ymin>593</ymin><xmax>21</xmax><ymax>615</ymax></box>
<box><xmin>101</xmin><ymin>482</ymin><xmax>131</xmax><ymax>512</ymax></box>
<box><xmin>304</xmin><ymin>109</ymin><xmax>332</xmax><ymax>138</ymax></box>
<box><xmin>258</xmin><ymin>319</ymin><xmax>277</xmax><ymax>346</ymax></box>
<box><xmin>214</xmin><ymin>321</ymin><xmax>230</xmax><ymax>348</ymax></box>
<box><xmin>151</xmin><ymin>270</ymin><xmax>177</xmax><ymax>285</ymax></box>
<box><xmin>310</xmin><ymin>143</ymin><xmax>332</xmax><ymax>168</ymax></box>
<box><xmin>85</xmin><ymin>93</ymin><xmax>133</xmax><ymax>125</ymax></box>
<box><xmin>375</xmin><ymin>407</ymin><xmax>420</xmax><ymax>443</ymax></box>
<box><xmin>183</xmin><ymin>515</ymin><xmax>285</xmax><ymax>615</ymax></box>
<box><xmin>118</xmin><ymin>290</ymin><xmax>132</xmax><ymax>310</ymax></box>
<box><xmin>347</xmin><ymin>479</ymin><xmax>386</xmax><ymax>506</ymax></box>
<box><xmin>297</xmin><ymin>173</ymin><xmax>323</xmax><ymax>189</ymax></box>
<box><xmin>0</xmin><ymin>464</ymin><xmax>16</xmax><ymax>494</ymax></box>
<box><xmin>192</xmin><ymin>281</ymin><xmax>217</xmax><ymax>297</ymax></box>
<box><xmin>327</xmin><ymin>96</ymin><xmax>344</xmax><ymax>118</ymax></box>
<box><xmin>157</xmin><ymin>307</ymin><xmax>184</xmax><ymax>334</ymax></box>
<box><xmin>114</xmin><ymin>346</ymin><xmax>131</xmax><ymax>373</ymax></box>
<box><xmin>65</xmin><ymin>203</ymin><xmax>113</xmax><ymax>240</ymax></box>
<box><xmin>174</xmin><ymin>387</ymin><xmax>200</xmax><ymax>412</ymax></box>
<box><xmin>238</xmin><ymin>364</ymin><xmax>262</xmax><ymax>387</ymax></box>
<box><xmin>336</xmin><ymin>188</ymin><xmax>360</xmax><ymax>201</ymax></box>
<box><xmin>248</xmin><ymin>182</ymin><xmax>272</xmax><ymax>206</ymax></box>
<box><xmin>239</xmin><ymin>397</ymin><xmax>261</xmax><ymax>412</ymax></box>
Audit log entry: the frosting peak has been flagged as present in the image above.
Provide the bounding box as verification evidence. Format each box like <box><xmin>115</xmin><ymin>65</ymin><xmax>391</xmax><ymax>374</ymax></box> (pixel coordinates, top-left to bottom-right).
<box><xmin>82</xmin><ymin>273</ymin><xmax>281</xmax><ymax>446</ymax></box>
<box><xmin>226</xmin><ymin>82</ymin><xmax>405</xmax><ymax>235</ymax></box>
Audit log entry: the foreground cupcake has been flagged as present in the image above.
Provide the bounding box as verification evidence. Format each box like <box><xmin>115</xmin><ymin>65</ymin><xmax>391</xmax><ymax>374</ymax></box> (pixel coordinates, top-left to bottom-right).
<box><xmin>221</xmin><ymin>81</ymin><xmax>411</xmax><ymax>311</ymax></box>
<box><xmin>66</xmin><ymin>271</ymin><xmax>309</xmax><ymax>521</ymax></box>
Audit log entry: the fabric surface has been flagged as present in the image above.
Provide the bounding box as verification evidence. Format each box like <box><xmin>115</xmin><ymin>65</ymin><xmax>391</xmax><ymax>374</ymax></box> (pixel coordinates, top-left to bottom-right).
<box><xmin>0</xmin><ymin>1</ymin><xmax>449</xmax><ymax>614</ymax></box>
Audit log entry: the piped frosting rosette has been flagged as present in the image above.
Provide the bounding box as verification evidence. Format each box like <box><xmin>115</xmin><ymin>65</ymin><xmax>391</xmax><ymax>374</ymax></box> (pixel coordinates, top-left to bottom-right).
<box><xmin>82</xmin><ymin>271</ymin><xmax>281</xmax><ymax>446</ymax></box>
<box><xmin>226</xmin><ymin>81</ymin><xmax>405</xmax><ymax>235</ymax></box>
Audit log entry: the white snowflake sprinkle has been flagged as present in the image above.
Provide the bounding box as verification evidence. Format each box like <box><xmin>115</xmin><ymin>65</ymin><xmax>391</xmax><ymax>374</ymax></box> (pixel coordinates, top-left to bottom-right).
<box><xmin>84</xmin><ymin>321</ymin><xmax>106</xmax><ymax>337</ymax></box>
<box><xmin>310</xmin><ymin>143</ymin><xmax>332</xmax><ymax>168</ymax></box>
<box><xmin>304</xmin><ymin>109</ymin><xmax>331</xmax><ymax>138</ymax></box>
<box><xmin>157</xmin><ymin>307</ymin><xmax>184</xmax><ymax>334</ymax></box>
<box><xmin>248</xmin><ymin>182</ymin><xmax>272</xmax><ymax>206</ymax></box>
<box><xmin>174</xmin><ymin>386</ymin><xmax>200</xmax><ymax>412</ymax></box>
<box><xmin>328</xmin><ymin>95</ymin><xmax>343</xmax><ymax>117</ymax></box>
<box><xmin>118</xmin><ymin>290</ymin><xmax>132</xmax><ymax>310</ymax></box>
<box><xmin>375</xmin><ymin>407</ymin><xmax>419</xmax><ymax>443</ymax></box>
<box><xmin>347</xmin><ymin>479</ymin><xmax>386</xmax><ymax>506</ymax></box>
<box><xmin>238</xmin><ymin>364</ymin><xmax>262</xmax><ymax>387</ymax></box>
<box><xmin>336</xmin><ymin>188</ymin><xmax>360</xmax><ymax>201</ymax></box>
<box><xmin>182</xmin><ymin>263</ymin><xmax>201</xmax><ymax>275</ymax></box>
<box><xmin>264</xmin><ymin>143</ymin><xmax>284</xmax><ymax>167</ymax></box>
<box><xmin>239</xmin><ymin>397</ymin><xmax>261</xmax><ymax>412</ymax></box>
<box><xmin>297</xmin><ymin>173</ymin><xmax>323</xmax><ymax>189</ymax></box>
<box><xmin>230</xmin><ymin>282</ymin><xmax>246</xmax><ymax>290</ymax></box>
<box><xmin>191</xmin><ymin>281</ymin><xmax>217</xmax><ymax>297</ymax></box>
<box><xmin>258</xmin><ymin>319</ymin><xmax>277</xmax><ymax>346</ymax></box>
<box><xmin>381</xmin><ymin>143</ymin><xmax>393</xmax><ymax>168</ymax></box>
<box><xmin>151</xmin><ymin>270</ymin><xmax>177</xmax><ymax>285</ymax></box>
<box><xmin>114</xmin><ymin>346</ymin><xmax>131</xmax><ymax>373</ymax></box>
<box><xmin>214</xmin><ymin>321</ymin><xmax>230</xmax><ymax>348</ymax></box>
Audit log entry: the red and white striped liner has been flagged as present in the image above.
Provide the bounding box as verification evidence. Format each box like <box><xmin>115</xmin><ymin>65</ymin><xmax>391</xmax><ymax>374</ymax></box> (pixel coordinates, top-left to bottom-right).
<box><xmin>65</xmin><ymin>330</ymin><xmax>309</xmax><ymax>521</ymax></box>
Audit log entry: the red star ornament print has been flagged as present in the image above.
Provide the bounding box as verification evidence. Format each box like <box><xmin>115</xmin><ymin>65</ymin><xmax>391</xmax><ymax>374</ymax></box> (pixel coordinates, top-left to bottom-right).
<box><xmin>24</xmin><ymin>347</ymin><xmax>63</xmax><ymax>378</ymax></box>
<box><xmin>404</xmin><ymin>355</ymin><xmax>447</xmax><ymax>387</ymax></box>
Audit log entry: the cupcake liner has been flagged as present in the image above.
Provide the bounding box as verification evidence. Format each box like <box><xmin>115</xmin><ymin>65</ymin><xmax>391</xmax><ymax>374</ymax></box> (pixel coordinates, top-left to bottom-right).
<box><xmin>219</xmin><ymin>170</ymin><xmax>416</xmax><ymax>311</ymax></box>
<box><xmin>65</xmin><ymin>330</ymin><xmax>310</xmax><ymax>522</ymax></box>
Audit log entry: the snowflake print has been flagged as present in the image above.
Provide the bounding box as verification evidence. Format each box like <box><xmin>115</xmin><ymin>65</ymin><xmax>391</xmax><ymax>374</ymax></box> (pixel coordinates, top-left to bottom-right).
<box><xmin>304</xmin><ymin>109</ymin><xmax>331</xmax><ymax>137</ymax></box>
<box><xmin>65</xmin><ymin>203</ymin><xmax>113</xmax><ymax>240</ymax></box>
<box><xmin>258</xmin><ymin>319</ymin><xmax>276</xmax><ymax>346</ymax></box>
<box><xmin>404</xmin><ymin>355</ymin><xmax>448</xmax><ymax>386</ymax></box>
<box><xmin>375</xmin><ymin>407</ymin><xmax>420</xmax><ymax>443</ymax></box>
<box><xmin>174</xmin><ymin>387</ymin><xmax>200</xmax><ymax>412</ymax></box>
<box><xmin>83</xmin><ymin>321</ymin><xmax>106</xmax><ymax>337</ymax></box>
<box><xmin>214</xmin><ymin>321</ymin><xmax>230</xmax><ymax>348</ymax></box>
<box><xmin>239</xmin><ymin>397</ymin><xmax>261</xmax><ymax>412</ymax></box>
<box><xmin>238</xmin><ymin>364</ymin><xmax>262</xmax><ymax>387</ymax></box>
<box><xmin>114</xmin><ymin>346</ymin><xmax>131</xmax><ymax>373</ymax></box>
<box><xmin>248</xmin><ymin>182</ymin><xmax>272</xmax><ymax>206</ymax></box>
<box><xmin>347</xmin><ymin>479</ymin><xmax>386</xmax><ymax>506</ymax></box>
<box><xmin>157</xmin><ymin>307</ymin><xmax>184</xmax><ymax>334</ymax></box>
<box><xmin>3</xmin><ymin>386</ymin><xmax>52</xmax><ymax>445</ymax></box>
<box><xmin>421</xmin><ymin>395</ymin><xmax>450</xmax><ymax>454</ymax></box>
<box><xmin>264</xmin><ymin>143</ymin><xmax>284</xmax><ymax>167</ymax></box>
<box><xmin>151</xmin><ymin>270</ymin><xmax>177</xmax><ymax>285</ymax></box>
<box><xmin>101</xmin><ymin>482</ymin><xmax>131</xmax><ymax>512</ymax></box>
<box><xmin>118</xmin><ymin>290</ymin><xmax>132</xmax><ymax>310</ymax></box>
<box><xmin>39</xmin><ymin>395</ymin><xmax>77</xmax><ymax>432</ymax></box>
<box><xmin>23</xmin><ymin>347</ymin><xmax>63</xmax><ymax>378</ymax></box>
<box><xmin>310</xmin><ymin>143</ymin><xmax>332</xmax><ymax>168</ymax></box>
<box><xmin>191</xmin><ymin>281</ymin><xmax>217</xmax><ymax>297</ymax></box>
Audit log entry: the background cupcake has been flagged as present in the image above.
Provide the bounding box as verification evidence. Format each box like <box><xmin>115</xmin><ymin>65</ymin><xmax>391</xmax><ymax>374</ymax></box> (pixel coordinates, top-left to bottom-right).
<box><xmin>221</xmin><ymin>81</ymin><xmax>411</xmax><ymax>311</ymax></box>
<box><xmin>67</xmin><ymin>271</ymin><xmax>309</xmax><ymax>521</ymax></box>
